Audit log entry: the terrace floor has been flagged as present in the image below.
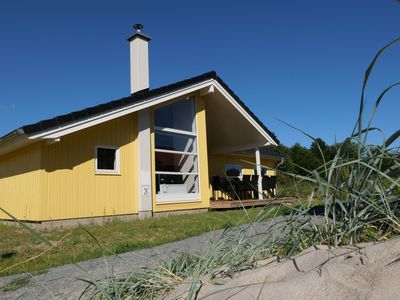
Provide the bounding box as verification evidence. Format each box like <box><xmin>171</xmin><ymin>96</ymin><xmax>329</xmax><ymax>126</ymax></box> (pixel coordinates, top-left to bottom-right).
<box><xmin>210</xmin><ymin>197</ymin><xmax>296</xmax><ymax>209</ymax></box>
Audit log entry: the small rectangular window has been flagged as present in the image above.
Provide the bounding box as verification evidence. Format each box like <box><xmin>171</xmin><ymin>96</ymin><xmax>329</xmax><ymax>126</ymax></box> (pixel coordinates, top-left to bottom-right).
<box><xmin>95</xmin><ymin>146</ymin><xmax>120</xmax><ymax>174</ymax></box>
<box><xmin>225</xmin><ymin>164</ymin><xmax>242</xmax><ymax>177</ymax></box>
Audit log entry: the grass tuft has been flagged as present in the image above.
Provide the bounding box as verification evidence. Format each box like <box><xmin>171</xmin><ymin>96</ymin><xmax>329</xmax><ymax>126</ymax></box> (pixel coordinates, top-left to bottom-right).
<box><xmin>1</xmin><ymin>276</ymin><xmax>31</xmax><ymax>292</ymax></box>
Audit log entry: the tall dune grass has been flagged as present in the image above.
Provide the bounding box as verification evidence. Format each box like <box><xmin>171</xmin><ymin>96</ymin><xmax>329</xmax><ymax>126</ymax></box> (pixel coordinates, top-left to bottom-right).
<box><xmin>81</xmin><ymin>38</ymin><xmax>400</xmax><ymax>299</ymax></box>
<box><xmin>2</xmin><ymin>38</ymin><xmax>400</xmax><ymax>299</ymax></box>
<box><xmin>279</xmin><ymin>37</ymin><xmax>400</xmax><ymax>246</ymax></box>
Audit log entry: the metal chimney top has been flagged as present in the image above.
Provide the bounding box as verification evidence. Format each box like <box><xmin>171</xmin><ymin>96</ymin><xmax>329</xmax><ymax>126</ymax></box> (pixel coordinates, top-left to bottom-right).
<box><xmin>134</xmin><ymin>24</ymin><xmax>144</xmax><ymax>32</ymax></box>
<box><xmin>127</xmin><ymin>23</ymin><xmax>151</xmax><ymax>42</ymax></box>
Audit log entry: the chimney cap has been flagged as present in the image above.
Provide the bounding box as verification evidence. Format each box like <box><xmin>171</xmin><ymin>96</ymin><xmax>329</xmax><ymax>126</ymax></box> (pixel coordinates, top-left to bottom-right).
<box><xmin>127</xmin><ymin>23</ymin><xmax>151</xmax><ymax>42</ymax></box>
<box><xmin>134</xmin><ymin>24</ymin><xmax>144</xmax><ymax>32</ymax></box>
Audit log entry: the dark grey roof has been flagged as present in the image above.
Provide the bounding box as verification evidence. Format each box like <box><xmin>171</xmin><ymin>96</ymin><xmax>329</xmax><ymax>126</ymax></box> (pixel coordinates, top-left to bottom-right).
<box><xmin>2</xmin><ymin>71</ymin><xmax>279</xmax><ymax>144</ymax></box>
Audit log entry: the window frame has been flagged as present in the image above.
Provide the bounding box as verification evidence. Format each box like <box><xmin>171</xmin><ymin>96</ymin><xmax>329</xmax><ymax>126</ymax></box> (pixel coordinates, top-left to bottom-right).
<box><xmin>95</xmin><ymin>145</ymin><xmax>121</xmax><ymax>175</ymax></box>
<box><xmin>154</xmin><ymin>97</ymin><xmax>201</xmax><ymax>203</ymax></box>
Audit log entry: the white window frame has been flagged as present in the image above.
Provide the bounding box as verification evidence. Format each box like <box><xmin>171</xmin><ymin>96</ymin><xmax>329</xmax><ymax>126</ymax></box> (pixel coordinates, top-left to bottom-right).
<box><xmin>95</xmin><ymin>145</ymin><xmax>120</xmax><ymax>175</ymax></box>
<box><xmin>154</xmin><ymin>97</ymin><xmax>201</xmax><ymax>203</ymax></box>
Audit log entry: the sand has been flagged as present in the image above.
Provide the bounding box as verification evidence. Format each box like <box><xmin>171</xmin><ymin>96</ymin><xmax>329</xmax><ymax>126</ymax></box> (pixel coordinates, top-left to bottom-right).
<box><xmin>166</xmin><ymin>237</ymin><xmax>400</xmax><ymax>300</ymax></box>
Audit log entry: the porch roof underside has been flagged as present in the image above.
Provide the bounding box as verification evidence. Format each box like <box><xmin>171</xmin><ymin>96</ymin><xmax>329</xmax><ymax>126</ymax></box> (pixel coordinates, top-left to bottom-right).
<box><xmin>204</xmin><ymin>89</ymin><xmax>276</xmax><ymax>155</ymax></box>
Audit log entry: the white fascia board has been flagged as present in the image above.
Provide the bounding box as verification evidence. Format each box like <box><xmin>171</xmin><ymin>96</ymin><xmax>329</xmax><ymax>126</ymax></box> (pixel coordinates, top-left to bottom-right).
<box><xmin>26</xmin><ymin>78</ymin><xmax>277</xmax><ymax>147</ymax></box>
<box><xmin>213</xmin><ymin>81</ymin><xmax>278</xmax><ymax>147</ymax></box>
<box><xmin>0</xmin><ymin>134</ymin><xmax>32</xmax><ymax>156</ymax></box>
<box><xmin>28</xmin><ymin>79</ymin><xmax>214</xmax><ymax>140</ymax></box>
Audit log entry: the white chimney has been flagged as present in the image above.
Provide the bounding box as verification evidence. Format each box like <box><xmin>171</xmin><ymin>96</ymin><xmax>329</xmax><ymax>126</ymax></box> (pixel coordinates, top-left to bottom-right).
<box><xmin>127</xmin><ymin>24</ymin><xmax>151</xmax><ymax>94</ymax></box>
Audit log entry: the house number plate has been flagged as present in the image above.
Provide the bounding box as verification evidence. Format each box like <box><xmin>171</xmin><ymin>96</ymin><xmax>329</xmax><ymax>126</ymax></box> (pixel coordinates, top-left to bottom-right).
<box><xmin>142</xmin><ymin>185</ymin><xmax>150</xmax><ymax>195</ymax></box>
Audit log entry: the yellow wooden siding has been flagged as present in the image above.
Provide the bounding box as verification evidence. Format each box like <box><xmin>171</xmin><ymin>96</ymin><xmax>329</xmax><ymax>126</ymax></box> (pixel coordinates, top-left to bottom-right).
<box><xmin>151</xmin><ymin>95</ymin><xmax>210</xmax><ymax>212</ymax></box>
<box><xmin>0</xmin><ymin>143</ymin><xmax>42</xmax><ymax>220</ymax></box>
<box><xmin>40</xmin><ymin>113</ymin><xmax>138</xmax><ymax>221</ymax></box>
<box><xmin>208</xmin><ymin>154</ymin><xmax>277</xmax><ymax>199</ymax></box>
<box><xmin>208</xmin><ymin>154</ymin><xmax>276</xmax><ymax>177</ymax></box>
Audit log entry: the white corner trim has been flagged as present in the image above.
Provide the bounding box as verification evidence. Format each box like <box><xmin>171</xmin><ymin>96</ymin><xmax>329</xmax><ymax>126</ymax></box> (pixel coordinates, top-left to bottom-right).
<box><xmin>213</xmin><ymin>81</ymin><xmax>278</xmax><ymax>147</ymax></box>
<box><xmin>94</xmin><ymin>145</ymin><xmax>121</xmax><ymax>175</ymax></box>
<box><xmin>28</xmin><ymin>80</ymin><xmax>214</xmax><ymax>140</ymax></box>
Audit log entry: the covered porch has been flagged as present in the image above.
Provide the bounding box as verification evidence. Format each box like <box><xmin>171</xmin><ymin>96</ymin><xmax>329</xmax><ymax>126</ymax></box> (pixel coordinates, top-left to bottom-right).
<box><xmin>203</xmin><ymin>86</ymin><xmax>282</xmax><ymax>202</ymax></box>
<box><xmin>208</xmin><ymin>150</ymin><xmax>281</xmax><ymax>202</ymax></box>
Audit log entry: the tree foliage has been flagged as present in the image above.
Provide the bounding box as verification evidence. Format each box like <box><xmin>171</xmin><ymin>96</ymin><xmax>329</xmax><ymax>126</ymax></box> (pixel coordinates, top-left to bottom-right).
<box><xmin>276</xmin><ymin>138</ymin><xmax>355</xmax><ymax>176</ymax></box>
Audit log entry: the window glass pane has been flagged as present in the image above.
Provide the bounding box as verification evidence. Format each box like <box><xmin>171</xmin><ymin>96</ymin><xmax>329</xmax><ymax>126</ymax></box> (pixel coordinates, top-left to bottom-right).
<box><xmin>155</xmin><ymin>132</ymin><xmax>197</xmax><ymax>153</ymax></box>
<box><xmin>156</xmin><ymin>174</ymin><xmax>199</xmax><ymax>194</ymax></box>
<box><xmin>97</xmin><ymin>148</ymin><xmax>116</xmax><ymax>170</ymax></box>
<box><xmin>225</xmin><ymin>164</ymin><xmax>242</xmax><ymax>177</ymax></box>
<box><xmin>154</xmin><ymin>98</ymin><xmax>196</xmax><ymax>132</ymax></box>
<box><xmin>155</xmin><ymin>152</ymin><xmax>198</xmax><ymax>173</ymax></box>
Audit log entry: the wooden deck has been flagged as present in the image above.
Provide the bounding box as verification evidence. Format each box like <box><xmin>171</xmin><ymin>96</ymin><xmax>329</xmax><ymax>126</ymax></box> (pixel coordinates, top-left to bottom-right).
<box><xmin>210</xmin><ymin>197</ymin><xmax>296</xmax><ymax>209</ymax></box>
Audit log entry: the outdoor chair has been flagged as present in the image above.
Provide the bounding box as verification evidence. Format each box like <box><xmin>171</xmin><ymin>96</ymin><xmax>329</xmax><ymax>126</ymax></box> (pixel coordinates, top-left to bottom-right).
<box><xmin>211</xmin><ymin>176</ymin><xmax>236</xmax><ymax>200</ymax></box>
<box><xmin>235</xmin><ymin>175</ymin><xmax>252</xmax><ymax>199</ymax></box>
<box><xmin>250</xmin><ymin>175</ymin><xmax>259</xmax><ymax>199</ymax></box>
<box><xmin>262</xmin><ymin>175</ymin><xmax>270</xmax><ymax>190</ymax></box>
<box><xmin>268</xmin><ymin>176</ymin><xmax>277</xmax><ymax>197</ymax></box>
<box><xmin>262</xmin><ymin>175</ymin><xmax>277</xmax><ymax>197</ymax></box>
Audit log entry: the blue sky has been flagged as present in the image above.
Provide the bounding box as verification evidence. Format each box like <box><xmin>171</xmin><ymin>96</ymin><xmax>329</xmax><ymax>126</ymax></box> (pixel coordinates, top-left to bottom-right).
<box><xmin>0</xmin><ymin>0</ymin><xmax>399</xmax><ymax>147</ymax></box>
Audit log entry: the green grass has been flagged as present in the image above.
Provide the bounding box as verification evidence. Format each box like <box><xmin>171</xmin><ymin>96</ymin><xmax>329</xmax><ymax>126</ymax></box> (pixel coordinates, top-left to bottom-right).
<box><xmin>277</xmin><ymin>179</ymin><xmax>316</xmax><ymax>199</ymax></box>
<box><xmin>0</xmin><ymin>206</ymin><xmax>289</xmax><ymax>277</ymax></box>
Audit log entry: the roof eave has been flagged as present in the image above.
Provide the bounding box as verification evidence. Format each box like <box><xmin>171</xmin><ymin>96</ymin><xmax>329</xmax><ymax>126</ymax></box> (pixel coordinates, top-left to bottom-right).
<box><xmin>0</xmin><ymin>132</ymin><xmax>32</xmax><ymax>157</ymax></box>
<box><xmin>0</xmin><ymin>71</ymin><xmax>279</xmax><ymax>154</ymax></box>
<box><xmin>28</xmin><ymin>79</ymin><xmax>216</xmax><ymax>140</ymax></box>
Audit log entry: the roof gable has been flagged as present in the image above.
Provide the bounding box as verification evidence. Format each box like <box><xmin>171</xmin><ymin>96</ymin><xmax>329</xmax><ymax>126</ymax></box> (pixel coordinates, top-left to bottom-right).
<box><xmin>1</xmin><ymin>71</ymin><xmax>279</xmax><ymax>146</ymax></box>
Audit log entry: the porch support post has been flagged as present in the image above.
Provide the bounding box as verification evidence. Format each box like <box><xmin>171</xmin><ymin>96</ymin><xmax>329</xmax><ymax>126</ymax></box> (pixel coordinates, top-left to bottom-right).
<box><xmin>255</xmin><ymin>147</ymin><xmax>263</xmax><ymax>200</ymax></box>
<box><xmin>137</xmin><ymin>109</ymin><xmax>153</xmax><ymax>218</ymax></box>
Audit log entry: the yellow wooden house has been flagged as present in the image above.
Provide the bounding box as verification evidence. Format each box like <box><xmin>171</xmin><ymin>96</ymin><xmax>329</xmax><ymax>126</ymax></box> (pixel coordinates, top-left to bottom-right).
<box><xmin>0</xmin><ymin>25</ymin><xmax>280</xmax><ymax>225</ymax></box>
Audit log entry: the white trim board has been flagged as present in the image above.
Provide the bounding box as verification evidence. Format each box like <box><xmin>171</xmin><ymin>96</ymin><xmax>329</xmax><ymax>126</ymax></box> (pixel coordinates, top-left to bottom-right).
<box><xmin>28</xmin><ymin>80</ymin><xmax>214</xmax><ymax>140</ymax></box>
<box><xmin>23</xmin><ymin>79</ymin><xmax>276</xmax><ymax>148</ymax></box>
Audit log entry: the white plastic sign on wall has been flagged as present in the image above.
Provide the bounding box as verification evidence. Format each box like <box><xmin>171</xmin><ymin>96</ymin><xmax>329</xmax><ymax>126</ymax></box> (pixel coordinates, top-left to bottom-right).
<box><xmin>142</xmin><ymin>185</ymin><xmax>150</xmax><ymax>195</ymax></box>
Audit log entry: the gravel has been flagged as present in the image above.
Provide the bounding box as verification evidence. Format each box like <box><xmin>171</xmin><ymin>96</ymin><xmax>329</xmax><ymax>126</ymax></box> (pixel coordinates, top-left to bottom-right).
<box><xmin>0</xmin><ymin>217</ymin><xmax>290</xmax><ymax>299</ymax></box>
<box><xmin>0</xmin><ymin>227</ymin><xmax>227</xmax><ymax>299</ymax></box>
